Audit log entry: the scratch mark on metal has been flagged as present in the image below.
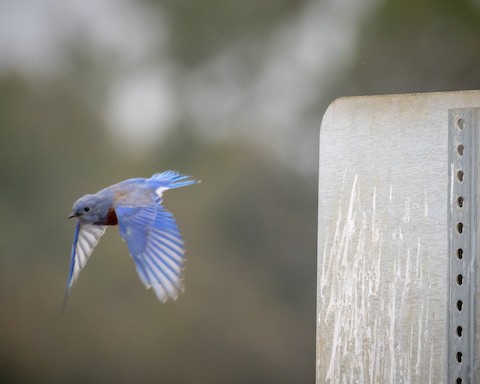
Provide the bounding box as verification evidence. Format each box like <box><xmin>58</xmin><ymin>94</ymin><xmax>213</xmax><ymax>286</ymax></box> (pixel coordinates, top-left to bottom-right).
<box><xmin>404</xmin><ymin>197</ymin><xmax>411</xmax><ymax>223</ymax></box>
<box><xmin>424</xmin><ymin>189</ymin><xmax>429</xmax><ymax>217</ymax></box>
<box><xmin>318</xmin><ymin>174</ymin><xmax>439</xmax><ymax>383</ymax></box>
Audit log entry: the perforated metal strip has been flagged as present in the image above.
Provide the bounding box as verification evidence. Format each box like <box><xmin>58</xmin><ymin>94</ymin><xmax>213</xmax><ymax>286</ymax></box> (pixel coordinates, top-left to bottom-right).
<box><xmin>448</xmin><ymin>108</ymin><xmax>479</xmax><ymax>384</ymax></box>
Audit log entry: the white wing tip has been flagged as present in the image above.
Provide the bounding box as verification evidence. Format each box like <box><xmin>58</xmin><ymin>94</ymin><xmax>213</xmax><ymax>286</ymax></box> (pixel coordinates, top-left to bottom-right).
<box><xmin>148</xmin><ymin>281</ymin><xmax>185</xmax><ymax>303</ymax></box>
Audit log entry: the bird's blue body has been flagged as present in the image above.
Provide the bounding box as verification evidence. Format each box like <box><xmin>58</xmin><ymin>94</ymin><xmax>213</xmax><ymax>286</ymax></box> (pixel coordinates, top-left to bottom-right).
<box><xmin>64</xmin><ymin>171</ymin><xmax>198</xmax><ymax>309</ymax></box>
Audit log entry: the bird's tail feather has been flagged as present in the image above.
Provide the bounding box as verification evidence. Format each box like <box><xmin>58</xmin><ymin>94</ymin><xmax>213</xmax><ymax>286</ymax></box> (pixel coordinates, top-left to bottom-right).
<box><xmin>151</xmin><ymin>171</ymin><xmax>199</xmax><ymax>189</ymax></box>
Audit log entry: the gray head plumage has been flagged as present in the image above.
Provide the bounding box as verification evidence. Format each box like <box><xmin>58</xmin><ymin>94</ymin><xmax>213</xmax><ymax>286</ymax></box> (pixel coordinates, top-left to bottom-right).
<box><xmin>69</xmin><ymin>194</ymin><xmax>110</xmax><ymax>225</ymax></box>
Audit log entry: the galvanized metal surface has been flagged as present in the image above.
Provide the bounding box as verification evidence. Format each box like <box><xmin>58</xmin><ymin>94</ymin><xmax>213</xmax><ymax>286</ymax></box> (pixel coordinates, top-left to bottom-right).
<box><xmin>448</xmin><ymin>108</ymin><xmax>480</xmax><ymax>384</ymax></box>
<box><xmin>317</xmin><ymin>91</ymin><xmax>480</xmax><ymax>383</ymax></box>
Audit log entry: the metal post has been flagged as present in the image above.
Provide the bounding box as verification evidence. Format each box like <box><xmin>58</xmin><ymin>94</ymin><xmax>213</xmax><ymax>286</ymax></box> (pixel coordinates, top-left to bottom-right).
<box><xmin>448</xmin><ymin>108</ymin><xmax>479</xmax><ymax>384</ymax></box>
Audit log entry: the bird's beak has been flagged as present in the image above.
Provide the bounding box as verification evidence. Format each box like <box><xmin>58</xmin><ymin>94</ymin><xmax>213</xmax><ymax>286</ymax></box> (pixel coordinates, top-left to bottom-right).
<box><xmin>68</xmin><ymin>212</ymin><xmax>80</xmax><ymax>219</ymax></box>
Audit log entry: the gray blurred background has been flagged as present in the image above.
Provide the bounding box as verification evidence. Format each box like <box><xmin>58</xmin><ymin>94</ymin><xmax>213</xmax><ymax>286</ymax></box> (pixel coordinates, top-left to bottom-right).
<box><xmin>1</xmin><ymin>0</ymin><xmax>480</xmax><ymax>383</ymax></box>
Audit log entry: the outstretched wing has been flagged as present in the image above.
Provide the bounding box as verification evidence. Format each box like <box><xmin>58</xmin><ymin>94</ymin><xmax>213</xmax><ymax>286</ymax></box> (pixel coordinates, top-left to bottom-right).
<box><xmin>115</xmin><ymin>196</ymin><xmax>186</xmax><ymax>303</ymax></box>
<box><xmin>62</xmin><ymin>222</ymin><xmax>106</xmax><ymax>311</ymax></box>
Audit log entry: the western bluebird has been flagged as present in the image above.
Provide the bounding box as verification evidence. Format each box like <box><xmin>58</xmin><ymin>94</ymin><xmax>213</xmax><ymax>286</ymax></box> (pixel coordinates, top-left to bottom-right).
<box><xmin>63</xmin><ymin>171</ymin><xmax>198</xmax><ymax>310</ymax></box>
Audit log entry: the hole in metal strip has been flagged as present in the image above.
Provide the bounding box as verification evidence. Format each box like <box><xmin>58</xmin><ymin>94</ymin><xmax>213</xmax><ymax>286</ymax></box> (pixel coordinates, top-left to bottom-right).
<box><xmin>456</xmin><ymin>351</ymin><xmax>463</xmax><ymax>363</ymax></box>
<box><xmin>457</xmin><ymin>223</ymin><xmax>464</xmax><ymax>233</ymax></box>
<box><xmin>457</xmin><ymin>248</ymin><xmax>463</xmax><ymax>259</ymax></box>
<box><xmin>457</xmin><ymin>274</ymin><xmax>463</xmax><ymax>285</ymax></box>
<box><xmin>456</xmin><ymin>326</ymin><xmax>463</xmax><ymax>337</ymax></box>
<box><xmin>457</xmin><ymin>144</ymin><xmax>464</xmax><ymax>156</ymax></box>
<box><xmin>457</xmin><ymin>300</ymin><xmax>463</xmax><ymax>311</ymax></box>
<box><xmin>457</xmin><ymin>196</ymin><xmax>464</xmax><ymax>208</ymax></box>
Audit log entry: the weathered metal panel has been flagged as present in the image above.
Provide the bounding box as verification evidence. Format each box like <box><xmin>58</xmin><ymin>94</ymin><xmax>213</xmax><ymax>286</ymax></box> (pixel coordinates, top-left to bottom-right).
<box><xmin>317</xmin><ymin>91</ymin><xmax>480</xmax><ymax>383</ymax></box>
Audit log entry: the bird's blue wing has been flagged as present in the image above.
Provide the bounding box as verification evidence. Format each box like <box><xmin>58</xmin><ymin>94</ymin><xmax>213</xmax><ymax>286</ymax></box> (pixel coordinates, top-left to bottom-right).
<box><xmin>63</xmin><ymin>221</ymin><xmax>106</xmax><ymax>311</ymax></box>
<box><xmin>115</xmin><ymin>197</ymin><xmax>186</xmax><ymax>302</ymax></box>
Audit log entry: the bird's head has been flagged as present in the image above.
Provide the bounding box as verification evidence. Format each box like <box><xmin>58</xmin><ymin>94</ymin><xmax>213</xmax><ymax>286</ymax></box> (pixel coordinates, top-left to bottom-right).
<box><xmin>69</xmin><ymin>194</ymin><xmax>108</xmax><ymax>224</ymax></box>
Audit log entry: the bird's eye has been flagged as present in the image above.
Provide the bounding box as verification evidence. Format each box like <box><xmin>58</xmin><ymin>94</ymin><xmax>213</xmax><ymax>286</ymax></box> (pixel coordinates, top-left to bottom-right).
<box><xmin>84</xmin><ymin>207</ymin><xmax>90</xmax><ymax>212</ymax></box>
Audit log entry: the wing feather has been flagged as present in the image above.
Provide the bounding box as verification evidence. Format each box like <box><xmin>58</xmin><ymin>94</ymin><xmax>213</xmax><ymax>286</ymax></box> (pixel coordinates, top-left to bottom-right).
<box><xmin>62</xmin><ymin>222</ymin><xmax>106</xmax><ymax>311</ymax></box>
<box><xmin>116</xmin><ymin>201</ymin><xmax>187</xmax><ymax>302</ymax></box>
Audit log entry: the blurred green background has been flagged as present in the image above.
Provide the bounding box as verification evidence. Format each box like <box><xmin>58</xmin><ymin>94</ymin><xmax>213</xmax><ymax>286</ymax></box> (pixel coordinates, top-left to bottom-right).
<box><xmin>1</xmin><ymin>0</ymin><xmax>480</xmax><ymax>383</ymax></box>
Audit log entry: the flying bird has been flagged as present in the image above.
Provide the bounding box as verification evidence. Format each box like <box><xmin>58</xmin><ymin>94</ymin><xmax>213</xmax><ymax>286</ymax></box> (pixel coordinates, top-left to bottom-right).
<box><xmin>63</xmin><ymin>171</ymin><xmax>198</xmax><ymax>310</ymax></box>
